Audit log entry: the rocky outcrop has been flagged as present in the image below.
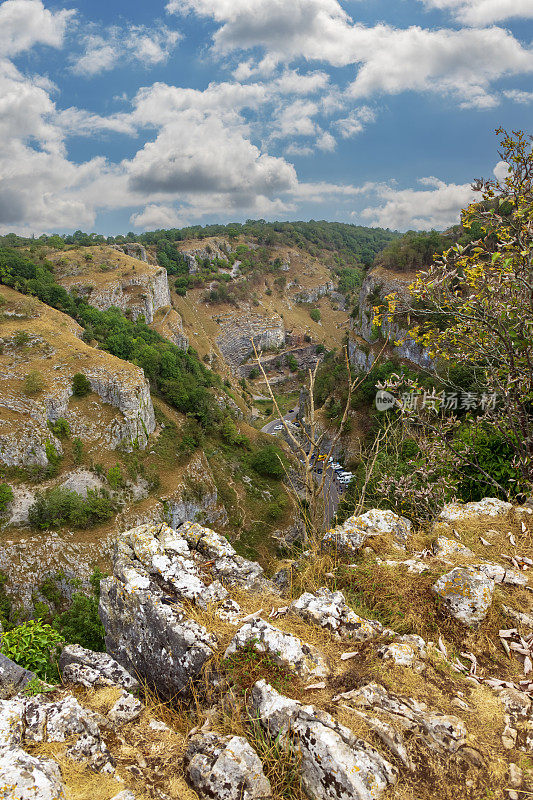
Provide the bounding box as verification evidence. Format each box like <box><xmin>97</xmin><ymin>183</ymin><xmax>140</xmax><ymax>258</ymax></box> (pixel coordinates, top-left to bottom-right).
<box><xmin>0</xmin><ymin>654</ymin><xmax>36</xmax><ymax>700</ymax></box>
<box><xmin>216</xmin><ymin>313</ymin><xmax>285</xmax><ymax>372</ymax></box>
<box><xmin>178</xmin><ymin>239</ymin><xmax>233</xmax><ymax>274</ymax></box>
<box><xmin>162</xmin><ymin>452</ymin><xmax>228</xmax><ymax>529</ymax></box>
<box><xmin>352</xmin><ymin>269</ymin><xmax>432</xmax><ymax>369</ymax></box>
<box><xmin>239</xmin><ymin>345</ymin><xmax>323</xmax><ymax>378</ymax></box>
<box><xmin>322</xmin><ymin>509</ymin><xmax>412</xmax><ymax>555</ymax></box>
<box><xmin>184</xmin><ymin>733</ymin><xmax>272</xmax><ymax>800</ymax></box>
<box><xmin>289</xmin><ymin>587</ymin><xmax>388</xmax><ymax>641</ymax></box>
<box><xmin>432</xmin><ymin>567</ymin><xmax>494</xmax><ymax>626</ymax></box>
<box><xmin>250</xmin><ymin>680</ymin><xmax>398</xmax><ymax>800</ymax></box>
<box><xmin>68</xmin><ymin>266</ymin><xmax>171</xmax><ymax>324</ymax></box>
<box><xmin>294</xmin><ymin>282</ymin><xmax>334</xmax><ymax>303</ymax></box>
<box><xmin>58</xmin><ymin>644</ymin><xmax>139</xmax><ymax>691</ymax></box>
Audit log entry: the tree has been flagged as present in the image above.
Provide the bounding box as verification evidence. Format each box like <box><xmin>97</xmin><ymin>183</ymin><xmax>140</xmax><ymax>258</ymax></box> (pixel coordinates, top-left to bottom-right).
<box><xmin>72</xmin><ymin>373</ymin><xmax>92</xmax><ymax>397</ymax></box>
<box><xmin>310</xmin><ymin>308</ymin><xmax>321</xmax><ymax>323</ymax></box>
<box><xmin>380</xmin><ymin>129</ymin><xmax>533</xmax><ymax>499</ymax></box>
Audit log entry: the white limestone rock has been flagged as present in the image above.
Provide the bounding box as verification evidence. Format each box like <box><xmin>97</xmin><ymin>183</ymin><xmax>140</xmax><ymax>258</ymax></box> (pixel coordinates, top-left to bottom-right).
<box><xmin>474</xmin><ymin>562</ymin><xmax>528</xmax><ymax>588</ymax></box>
<box><xmin>108</xmin><ymin>691</ymin><xmax>143</xmax><ymax>726</ymax></box>
<box><xmin>432</xmin><ymin>567</ymin><xmax>494</xmax><ymax>626</ymax></box>
<box><xmin>437</xmin><ymin>498</ymin><xmax>513</xmax><ymax>522</ymax></box>
<box><xmin>322</xmin><ymin>509</ymin><xmax>411</xmax><ymax>555</ymax></box>
<box><xmin>59</xmin><ymin>644</ymin><xmax>139</xmax><ymax>691</ymax></box>
<box><xmin>289</xmin><ymin>587</ymin><xmax>388</xmax><ymax>641</ymax></box>
<box><xmin>250</xmin><ymin>679</ymin><xmax>397</xmax><ymax>800</ymax></box>
<box><xmin>184</xmin><ymin>732</ymin><xmax>272</xmax><ymax>800</ymax></box>
<box><xmin>378</xmin><ymin>635</ymin><xmax>427</xmax><ymax>669</ymax></box>
<box><xmin>432</xmin><ymin>538</ymin><xmax>475</xmax><ymax>560</ymax></box>
<box><xmin>0</xmin><ymin>748</ymin><xmax>67</xmax><ymax>800</ymax></box>
<box><xmin>225</xmin><ymin>618</ymin><xmax>329</xmax><ymax>679</ymax></box>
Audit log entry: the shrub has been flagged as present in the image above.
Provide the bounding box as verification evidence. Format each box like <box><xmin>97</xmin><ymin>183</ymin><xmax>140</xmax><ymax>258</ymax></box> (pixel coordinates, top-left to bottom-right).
<box><xmin>13</xmin><ymin>330</ymin><xmax>31</xmax><ymax>346</ymax></box>
<box><xmin>107</xmin><ymin>465</ymin><xmax>125</xmax><ymax>490</ymax></box>
<box><xmin>248</xmin><ymin>367</ymin><xmax>260</xmax><ymax>380</ymax></box>
<box><xmin>54</xmin><ymin>570</ymin><xmax>106</xmax><ymax>652</ymax></box>
<box><xmin>286</xmin><ymin>354</ymin><xmax>298</xmax><ymax>372</ymax></box>
<box><xmin>71</xmin><ymin>373</ymin><xmax>92</xmax><ymax>397</ymax></box>
<box><xmin>28</xmin><ymin>487</ymin><xmax>115</xmax><ymax>530</ymax></box>
<box><xmin>48</xmin><ymin>417</ymin><xmax>70</xmax><ymax>438</ymax></box>
<box><xmin>1</xmin><ymin>619</ymin><xmax>64</xmax><ymax>681</ymax></box>
<box><xmin>251</xmin><ymin>445</ymin><xmax>285</xmax><ymax>480</ymax></box>
<box><xmin>309</xmin><ymin>308</ymin><xmax>321</xmax><ymax>323</ymax></box>
<box><xmin>0</xmin><ymin>483</ymin><xmax>13</xmax><ymax>515</ymax></box>
<box><xmin>23</xmin><ymin>370</ymin><xmax>45</xmax><ymax>395</ymax></box>
<box><xmin>73</xmin><ymin>437</ymin><xmax>84</xmax><ymax>465</ymax></box>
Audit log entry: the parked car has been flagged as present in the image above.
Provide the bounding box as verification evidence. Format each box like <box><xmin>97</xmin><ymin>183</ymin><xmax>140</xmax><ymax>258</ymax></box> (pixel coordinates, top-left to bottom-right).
<box><xmin>273</xmin><ymin>424</ymin><xmax>283</xmax><ymax>431</ymax></box>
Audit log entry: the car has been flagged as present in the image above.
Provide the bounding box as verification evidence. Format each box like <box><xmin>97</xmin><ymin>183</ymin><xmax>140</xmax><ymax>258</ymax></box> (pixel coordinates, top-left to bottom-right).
<box><xmin>273</xmin><ymin>424</ymin><xmax>283</xmax><ymax>431</ymax></box>
<box><xmin>331</xmin><ymin>463</ymin><xmax>342</xmax><ymax>470</ymax></box>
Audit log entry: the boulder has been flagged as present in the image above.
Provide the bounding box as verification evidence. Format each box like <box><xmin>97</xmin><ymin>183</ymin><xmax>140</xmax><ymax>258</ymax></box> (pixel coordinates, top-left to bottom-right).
<box><xmin>437</xmin><ymin>498</ymin><xmax>513</xmax><ymax>522</ymax></box>
<box><xmin>107</xmin><ymin>691</ymin><xmax>143</xmax><ymax>726</ymax></box>
<box><xmin>225</xmin><ymin>618</ymin><xmax>329</xmax><ymax>679</ymax></box>
<box><xmin>378</xmin><ymin>635</ymin><xmax>426</xmax><ymax>669</ymax></box>
<box><xmin>322</xmin><ymin>509</ymin><xmax>411</xmax><ymax>555</ymax></box>
<box><xmin>0</xmin><ymin>748</ymin><xmax>67</xmax><ymax>800</ymax></box>
<box><xmin>250</xmin><ymin>679</ymin><xmax>397</xmax><ymax>800</ymax></box>
<box><xmin>474</xmin><ymin>562</ymin><xmax>528</xmax><ymax>588</ymax></box>
<box><xmin>0</xmin><ymin>654</ymin><xmax>36</xmax><ymax>699</ymax></box>
<box><xmin>59</xmin><ymin>644</ymin><xmax>139</xmax><ymax>691</ymax></box>
<box><xmin>184</xmin><ymin>732</ymin><xmax>272</xmax><ymax>800</ymax></box>
<box><xmin>432</xmin><ymin>538</ymin><xmax>475</xmax><ymax>560</ymax></box>
<box><xmin>432</xmin><ymin>567</ymin><xmax>494</xmax><ymax>626</ymax></box>
<box><xmin>289</xmin><ymin>587</ymin><xmax>388</xmax><ymax>641</ymax></box>
<box><xmin>338</xmin><ymin>683</ymin><xmax>468</xmax><ymax>756</ymax></box>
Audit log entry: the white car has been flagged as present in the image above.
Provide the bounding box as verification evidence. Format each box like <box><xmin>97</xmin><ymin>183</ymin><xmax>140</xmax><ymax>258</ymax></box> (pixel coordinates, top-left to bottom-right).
<box><xmin>273</xmin><ymin>424</ymin><xmax>283</xmax><ymax>431</ymax></box>
<box><xmin>331</xmin><ymin>463</ymin><xmax>342</xmax><ymax>470</ymax></box>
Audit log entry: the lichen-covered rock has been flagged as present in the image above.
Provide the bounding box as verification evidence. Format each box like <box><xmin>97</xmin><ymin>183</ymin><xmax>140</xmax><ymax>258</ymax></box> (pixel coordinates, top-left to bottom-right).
<box><xmin>108</xmin><ymin>691</ymin><xmax>143</xmax><ymax>726</ymax></box>
<box><xmin>225</xmin><ymin>619</ymin><xmax>329</xmax><ymax>679</ymax></box>
<box><xmin>437</xmin><ymin>498</ymin><xmax>513</xmax><ymax>522</ymax></box>
<box><xmin>289</xmin><ymin>587</ymin><xmax>388</xmax><ymax>641</ymax></box>
<box><xmin>378</xmin><ymin>635</ymin><xmax>427</xmax><ymax>669</ymax></box>
<box><xmin>59</xmin><ymin>644</ymin><xmax>139</xmax><ymax>691</ymax></box>
<box><xmin>432</xmin><ymin>567</ymin><xmax>494</xmax><ymax>626</ymax></box>
<box><xmin>338</xmin><ymin>683</ymin><xmax>468</xmax><ymax>755</ymax></box>
<box><xmin>322</xmin><ymin>509</ymin><xmax>411</xmax><ymax>555</ymax></box>
<box><xmin>432</xmin><ymin>537</ymin><xmax>475</xmax><ymax>560</ymax></box>
<box><xmin>250</xmin><ymin>680</ymin><xmax>397</xmax><ymax>800</ymax></box>
<box><xmin>0</xmin><ymin>748</ymin><xmax>67</xmax><ymax>800</ymax></box>
<box><xmin>474</xmin><ymin>562</ymin><xmax>528</xmax><ymax>588</ymax></box>
<box><xmin>184</xmin><ymin>732</ymin><xmax>272</xmax><ymax>800</ymax></box>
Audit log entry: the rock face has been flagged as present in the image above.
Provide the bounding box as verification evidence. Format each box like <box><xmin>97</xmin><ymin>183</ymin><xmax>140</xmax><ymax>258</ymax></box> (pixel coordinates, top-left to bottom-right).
<box><xmin>225</xmin><ymin>618</ymin><xmax>329</xmax><ymax>679</ymax></box>
<box><xmin>99</xmin><ymin>522</ymin><xmax>276</xmax><ymax>698</ymax></box>
<box><xmin>322</xmin><ymin>509</ymin><xmax>412</xmax><ymax>555</ymax></box>
<box><xmin>351</xmin><ymin>269</ymin><xmax>432</xmax><ymax>369</ymax></box>
<box><xmin>162</xmin><ymin>452</ymin><xmax>228</xmax><ymax>529</ymax></box>
<box><xmin>250</xmin><ymin>680</ymin><xmax>397</xmax><ymax>800</ymax></box>
<box><xmin>67</xmin><ymin>266</ymin><xmax>171</xmax><ymax>324</ymax></box>
<box><xmin>58</xmin><ymin>644</ymin><xmax>139</xmax><ymax>691</ymax></box>
<box><xmin>432</xmin><ymin>567</ymin><xmax>494</xmax><ymax>626</ymax></box>
<box><xmin>289</xmin><ymin>587</ymin><xmax>387</xmax><ymax>641</ymax></box>
<box><xmin>184</xmin><ymin>733</ymin><xmax>272</xmax><ymax>800</ymax></box>
<box><xmin>294</xmin><ymin>282</ymin><xmax>334</xmax><ymax>303</ymax></box>
<box><xmin>216</xmin><ymin>313</ymin><xmax>285</xmax><ymax>372</ymax></box>
<box><xmin>0</xmin><ymin>654</ymin><xmax>35</xmax><ymax>700</ymax></box>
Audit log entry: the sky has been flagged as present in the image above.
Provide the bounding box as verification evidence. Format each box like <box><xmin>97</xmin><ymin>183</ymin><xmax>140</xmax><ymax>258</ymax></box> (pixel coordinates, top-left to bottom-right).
<box><xmin>0</xmin><ymin>0</ymin><xmax>532</xmax><ymax>236</ymax></box>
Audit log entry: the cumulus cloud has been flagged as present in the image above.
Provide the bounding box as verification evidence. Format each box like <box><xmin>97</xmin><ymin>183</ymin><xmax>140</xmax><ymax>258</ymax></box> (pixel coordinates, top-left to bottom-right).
<box><xmin>336</xmin><ymin>106</ymin><xmax>376</xmax><ymax>137</ymax></box>
<box><xmin>72</xmin><ymin>24</ymin><xmax>181</xmax><ymax>77</ymax></box>
<box><xmin>504</xmin><ymin>89</ymin><xmax>533</xmax><ymax>104</ymax></box>
<box><xmin>130</xmin><ymin>204</ymin><xmax>185</xmax><ymax>230</ymax></box>
<box><xmin>360</xmin><ymin>176</ymin><xmax>476</xmax><ymax>230</ymax></box>
<box><xmin>167</xmin><ymin>0</ymin><xmax>533</xmax><ymax>108</ymax></box>
<box><xmin>419</xmin><ymin>0</ymin><xmax>533</xmax><ymax>26</ymax></box>
<box><xmin>0</xmin><ymin>0</ymin><xmax>74</xmax><ymax>57</ymax></box>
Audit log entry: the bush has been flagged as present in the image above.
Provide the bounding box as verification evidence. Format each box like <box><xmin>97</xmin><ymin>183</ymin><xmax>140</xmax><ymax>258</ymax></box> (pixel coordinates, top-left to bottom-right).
<box><xmin>310</xmin><ymin>308</ymin><xmax>321</xmax><ymax>323</ymax></box>
<box><xmin>251</xmin><ymin>445</ymin><xmax>285</xmax><ymax>479</ymax></box>
<box><xmin>13</xmin><ymin>330</ymin><xmax>31</xmax><ymax>346</ymax></box>
<box><xmin>286</xmin><ymin>354</ymin><xmax>298</xmax><ymax>372</ymax></box>
<box><xmin>1</xmin><ymin>619</ymin><xmax>64</xmax><ymax>681</ymax></box>
<box><xmin>71</xmin><ymin>373</ymin><xmax>92</xmax><ymax>397</ymax></box>
<box><xmin>48</xmin><ymin>417</ymin><xmax>70</xmax><ymax>438</ymax></box>
<box><xmin>28</xmin><ymin>487</ymin><xmax>115</xmax><ymax>530</ymax></box>
<box><xmin>54</xmin><ymin>570</ymin><xmax>106</xmax><ymax>652</ymax></box>
<box><xmin>73</xmin><ymin>437</ymin><xmax>84</xmax><ymax>465</ymax></box>
<box><xmin>23</xmin><ymin>370</ymin><xmax>45</xmax><ymax>395</ymax></box>
<box><xmin>0</xmin><ymin>483</ymin><xmax>13</xmax><ymax>515</ymax></box>
<box><xmin>107</xmin><ymin>465</ymin><xmax>125</xmax><ymax>490</ymax></box>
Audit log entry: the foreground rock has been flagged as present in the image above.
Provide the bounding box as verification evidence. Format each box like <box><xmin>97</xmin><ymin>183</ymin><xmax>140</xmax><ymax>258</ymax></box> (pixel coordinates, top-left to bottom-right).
<box><xmin>322</xmin><ymin>509</ymin><xmax>411</xmax><ymax>555</ymax></box>
<box><xmin>251</xmin><ymin>679</ymin><xmax>397</xmax><ymax>800</ymax></box>
<box><xmin>0</xmin><ymin>654</ymin><xmax>36</xmax><ymax>699</ymax></box>
<box><xmin>99</xmin><ymin>522</ymin><xmax>277</xmax><ymax>698</ymax></box>
<box><xmin>225</xmin><ymin>618</ymin><xmax>329</xmax><ymax>679</ymax></box>
<box><xmin>59</xmin><ymin>644</ymin><xmax>139</xmax><ymax>691</ymax></box>
<box><xmin>184</xmin><ymin>732</ymin><xmax>272</xmax><ymax>800</ymax></box>
<box><xmin>432</xmin><ymin>567</ymin><xmax>494</xmax><ymax>626</ymax></box>
<box><xmin>0</xmin><ymin>748</ymin><xmax>67</xmax><ymax>800</ymax></box>
<box><xmin>289</xmin><ymin>587</ymin><xmax>389</xmax><ymax>641</ymax></box>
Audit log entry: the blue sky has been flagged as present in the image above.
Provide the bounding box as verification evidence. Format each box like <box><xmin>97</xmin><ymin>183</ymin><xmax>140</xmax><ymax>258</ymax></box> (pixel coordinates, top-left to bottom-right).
<box><xmin>0</xmin><ymin>0</ymin><xmax>532</xmax><ymax>236</ymax></box>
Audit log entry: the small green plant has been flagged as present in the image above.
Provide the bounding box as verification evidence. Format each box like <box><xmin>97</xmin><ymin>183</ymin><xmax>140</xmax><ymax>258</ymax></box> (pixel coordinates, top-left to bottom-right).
<box><xmin>13</xmin><ymin>330</ymin><xmax>31</xmax><ymax>346</ymax></box>
<box><xmin>23</xmin><ymin>370</ymin><xmax>45</xmax><ymax>396</ymax></box>
<box><xmin>251</xmin><ymin>444</ymin><xmax>285</xmax><ymax>480</ymax></box>
<box><xmin>73</xmin><ymin>437</ymin><xmax>84</xmax><ymax>465</ymax></box>
<box><xmin>48</xmin><ymin>417</ymin><xmax>70</xmax><ymax>438</ymax></box>
<box><xmin>0</xmin><ymin>483</ymin><xmax>13</xmax><ymax>515</ymax></box>
<box><xmin>107</xmin><ymin>464</ymin><xmax>125</xmax><ymax>490</ymax></box>
<box><xmin>309</xmin><ymin>308</ymin><xmax>321</xmax><ymax>323</ymax></box>
<box><xmin>23</xmin><ymin>676</ymin><xmax>56</xmax><ymax>696</ymax></box>
<box><xmin>1</xmin><ymin>619</ymin><xmax>64</xmax><ymax>681</ymax></box>
<box><xmin>71</xmin><ymin>373</ymin><xmax>92</xmax><ymax>397</ymax></box>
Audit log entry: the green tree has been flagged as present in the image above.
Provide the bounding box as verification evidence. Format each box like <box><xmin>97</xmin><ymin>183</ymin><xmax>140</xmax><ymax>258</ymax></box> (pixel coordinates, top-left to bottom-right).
<box><xmin>72</xmin><ymin>373</ymin><xmax>92</xmax><ymax>397</ymax></box>
<box><xmin>0</xmin><ymin>483</ymin><xmax>13</xmax><ymax>515</ymax></box>
<box><xmin>310</xmin><ymin>308</ymin><xmax>321</xmax><ymax>323</ymax></box>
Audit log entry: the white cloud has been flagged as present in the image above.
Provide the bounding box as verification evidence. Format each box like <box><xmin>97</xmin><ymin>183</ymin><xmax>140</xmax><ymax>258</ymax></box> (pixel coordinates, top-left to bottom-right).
<box><xmin>72</xmin><ymin>24</ymin><xmax>181</xmax><ymax>77</ymax></box>
<box><xmin>0</xmin><ymin>0</ymin><xmax>74</xmax><ymax>57</ymax></box>
<box><xmin>130</xmin><ymin>204</ymin><xmax>185</xmax><ymax>229</ymax></box>
<box><xmin>316</xmin><ymin>131</ymin><xmax>336</xmax><ymax>151</ymax></box>
<box><xmin>167</xmin><ymin>0</ymin><xmax>533</xmax><ymax>108</ymax></box>
<box><xmin>419</xmin><ymin>0</ymin><xmax>533</xmax><ymax>26</ymax></box>
<box><xmin>336</xmin><ymin>106</ymin><xmax>376</xmax><ymax>137</ymax></box>
<box><xmin>360</xmin><ymin>176</ymin><xmax>476</xmax><ymax>230</ymax></box>
<box><xmin>504</xmin><ymin>89</ymin><xmax>533</xmax><ymax>104</ymax></box>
